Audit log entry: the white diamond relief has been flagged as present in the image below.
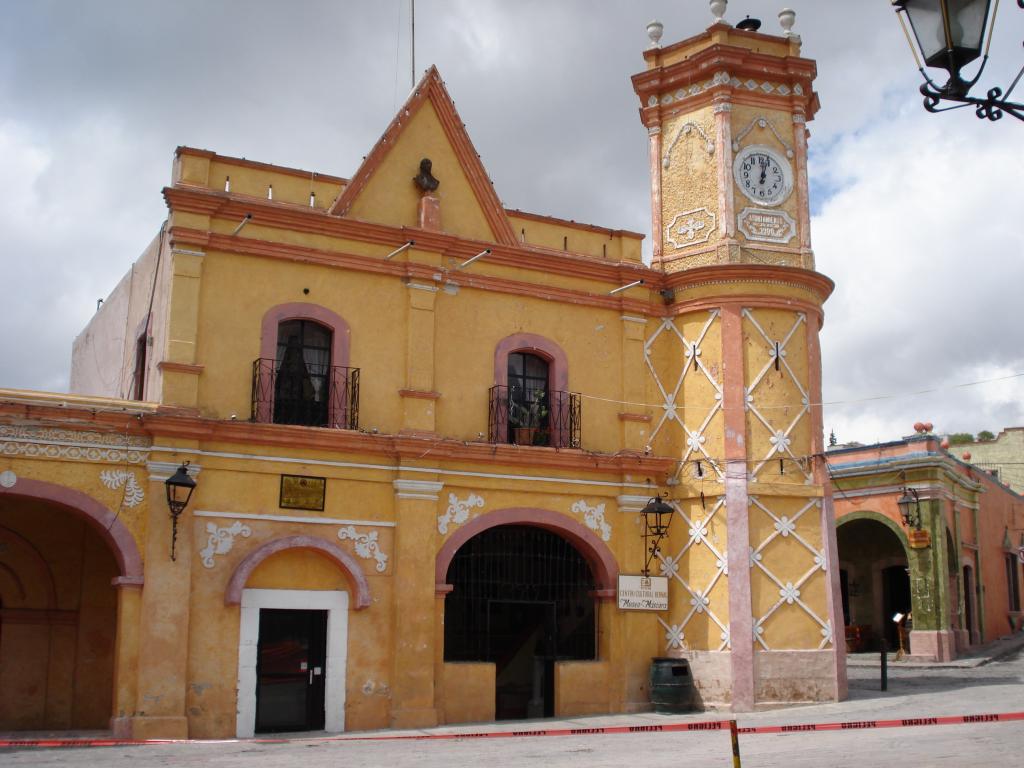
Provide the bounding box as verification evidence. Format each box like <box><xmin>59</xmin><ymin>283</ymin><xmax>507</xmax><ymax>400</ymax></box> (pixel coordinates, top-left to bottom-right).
<box><xmin>571</xmin><ymin>500</ymin><xmax>611</xmax><ymax>541</ymax></box>
<box><xmin>749</xmin><ymin>496</ymin><xmax>832</xmax><ymax>650</ymax></box>
<box><xmin>200</xmin><ymin>521</ymin><xmax>251</xmax><ymax>569</ymax></box>
<box><xmin>742</xmin><ymin>310</ymin><xmax>812</xmax><ymax>483</ymax></box>
<box><xmin>99</xmin><ymin>470</ymin><xmax>144</xmax><ymax>508</ymax></box>
<box><xmin>439</xmin><ymin>492</ymin><xmax>485</xmax><ymax>534</ymax></box>
<box><xmin>656</xmin><ymin>498</ymin><xmax>730</xmax><ymax>651</ymax></box>
<box><xmin>338</xmin><ymin>526</ymin><xmax>388</xmax><ymax>572</ymax></box>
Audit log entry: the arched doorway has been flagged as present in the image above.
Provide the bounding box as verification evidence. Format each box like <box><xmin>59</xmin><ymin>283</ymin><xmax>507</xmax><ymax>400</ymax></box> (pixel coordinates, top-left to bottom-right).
<box><xmin>836</xmin><ymin>516</ymin><xmax>911</xmax><ymax>652</ymax></box>
<box><xmin>0</xmin><ymin>498</ymin><xmax>121</xmax><ymax>729</ymax></box>
<box><xmin>443</xmin><ymin>525</ymin><xmax>597</xmax><ymax>720</ymax></box>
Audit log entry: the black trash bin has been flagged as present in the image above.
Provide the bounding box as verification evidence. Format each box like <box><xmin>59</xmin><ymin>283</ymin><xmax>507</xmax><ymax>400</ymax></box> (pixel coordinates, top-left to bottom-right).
<box><xmin>649</xmin><ymin>657</ymin><xmax>696</xmax><ymax>713</ymax></box>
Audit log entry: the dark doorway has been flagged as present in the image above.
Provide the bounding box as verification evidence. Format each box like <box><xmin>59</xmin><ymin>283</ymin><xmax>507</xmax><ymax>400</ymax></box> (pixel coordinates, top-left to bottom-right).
<box><xmin>255</xmin><ymin>609</ymin><xmax>327</xmax><ymax>733</ymax></box>
<box><xmin>444</xmin><ymin>525</ymin><xmax>596</xmax><ymax>720</ymax></box>
<box><xmin>839</xmin><ymin>569</ymin><xmax>851</xmax><ymax>626</ymax></box>
<box><xmin>507</xmin><ymin>352</ymin><xmax>550</xmax><ymax>445</ymax></box>
<box><xmin>882</xmin><ymin>565</ymin><xmax>912</xmax><ymax>650</ymax></box>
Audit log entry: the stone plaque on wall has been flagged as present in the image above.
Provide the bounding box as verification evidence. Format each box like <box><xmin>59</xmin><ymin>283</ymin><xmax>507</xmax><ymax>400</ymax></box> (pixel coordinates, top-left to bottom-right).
<box><xmin>737</xmin><ymin>207</ymin><xmax>796</xmax><ymax>244</ymax></box>
<box><xmin>279</xmin><ymin>474</ymin><xmax>326</xmax><ymax>511</ymax></box>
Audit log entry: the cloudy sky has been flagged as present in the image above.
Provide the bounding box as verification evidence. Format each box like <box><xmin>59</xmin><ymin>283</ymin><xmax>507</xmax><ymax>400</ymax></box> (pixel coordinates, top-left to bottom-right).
<box><xmin>1</xmin><ymin>0</ymin><xmax>1022</xmax><ymax>445</ymax></box>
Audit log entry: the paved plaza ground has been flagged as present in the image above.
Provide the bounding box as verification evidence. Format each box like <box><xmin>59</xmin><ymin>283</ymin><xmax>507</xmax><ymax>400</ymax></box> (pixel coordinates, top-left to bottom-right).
<box><xmin>3</xmin><ymin>641</ymin><xmax>1023</xmax><ymax>767</ymax></box>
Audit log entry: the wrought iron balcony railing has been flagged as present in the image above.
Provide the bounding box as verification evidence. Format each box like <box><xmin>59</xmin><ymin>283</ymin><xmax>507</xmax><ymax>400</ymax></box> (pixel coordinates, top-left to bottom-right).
<box><xmin>488</xmin><ymin>385</ymin><xmax>581</xmax><ymax>449</ymax></box>
<box><xmin>251</xmin><ymin>358</ymin><xmax>359</xmax><ymax>430</ymax></box>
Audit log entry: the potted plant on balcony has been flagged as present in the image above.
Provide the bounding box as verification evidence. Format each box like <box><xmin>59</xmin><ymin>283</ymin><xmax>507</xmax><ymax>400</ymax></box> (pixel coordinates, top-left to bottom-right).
<box><xmin>510</xmin><ymin>393</ymin><xmax>549</xmax><ymax>446</ymax></box>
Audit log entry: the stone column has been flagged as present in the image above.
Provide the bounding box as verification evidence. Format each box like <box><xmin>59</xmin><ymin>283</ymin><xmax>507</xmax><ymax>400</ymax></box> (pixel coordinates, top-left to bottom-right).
<box><xmin>401</xmin><ymin>283</ymin><xmax>439</xmax><ymax>435</ymax></box>
<box><xmin>390</xmin><ymin>478</ymin><xmax>444</xmax><ymax>728</ymax></box>
<box><xmin>791</xmin><ymin>112</ymin><xmax>813</xmax><ymax>268</ymax></box>
<box><xmin>160</xmin><ymin>248</ymin><xmax>205</xmax><ymax>409</ymax></box>
<box><xmin>720</xmin><ymin>304</ymin><xmax>754</xmax><ymax>711</ymax></box>
<box><xmin>109</xmin><ymin>578</ymin><xmax>143</xmax><ymax>737</ymax></box>
<box><xmin>619</xmin><ymin>315</ymin><xmax>651</xmax><ymax>451</ymax></box>
<box><xmin>125</xmin><ymin>461</ymin><xmax>199</xmax><ymax>739</ymax></box>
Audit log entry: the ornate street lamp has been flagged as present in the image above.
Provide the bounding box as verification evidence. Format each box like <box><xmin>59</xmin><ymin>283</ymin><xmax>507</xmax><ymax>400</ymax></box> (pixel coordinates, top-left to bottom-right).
<box><xmin>896</xmin><ymin>486</ymin><xmax>922</xmax><ymax>529</ymax></box>
<box><xmin>165</xmin><ymin>462</ymin><xmax>197</xmax><ymax>561</ymax></box>
<box><xmin>891</xmin><ymin>0</ymin><xmax>1024</xmax><ymax>121</ymax></box>
<box><xmin>640</xmin><ymin>495</ymin><xmax>675</xmax><ymax>577</ymax></box>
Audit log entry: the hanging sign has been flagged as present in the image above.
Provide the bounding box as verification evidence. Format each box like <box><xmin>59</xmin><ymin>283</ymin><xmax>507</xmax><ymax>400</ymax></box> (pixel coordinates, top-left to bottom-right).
<box><xmin>617</xmin><ymin>575</ymin><xmax>669</xmax><ymax>611</ymax></box>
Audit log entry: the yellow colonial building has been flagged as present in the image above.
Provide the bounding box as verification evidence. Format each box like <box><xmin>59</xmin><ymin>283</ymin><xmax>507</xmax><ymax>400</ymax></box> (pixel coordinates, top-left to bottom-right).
<box><xmin>0</xmin><ymin>15</ymin><xmax>845</xmax><ymax>738</ymax></box>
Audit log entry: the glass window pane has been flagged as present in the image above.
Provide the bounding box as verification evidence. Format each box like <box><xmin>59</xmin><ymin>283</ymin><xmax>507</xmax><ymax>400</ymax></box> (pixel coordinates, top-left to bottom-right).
<box><xmin>525</xmin><ymin>354</ymin><xmax>549</xmax><ymax>379</ymax></box>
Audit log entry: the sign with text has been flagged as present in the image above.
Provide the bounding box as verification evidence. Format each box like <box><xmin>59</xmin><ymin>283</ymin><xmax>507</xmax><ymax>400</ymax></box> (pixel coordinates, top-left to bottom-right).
<box><xmin>279</xmin><ymin>474</ymin><xmax>326</xmax><ymax>511</ymax></box>
<box><xmin>617</xmin><ymin>575</ymin><xmax>669</xmax><ymax>611</ymax></box>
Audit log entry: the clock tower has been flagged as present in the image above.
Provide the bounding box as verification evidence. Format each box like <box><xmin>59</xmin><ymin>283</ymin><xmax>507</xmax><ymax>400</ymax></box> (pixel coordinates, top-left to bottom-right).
<box><xmin>632</xmin><ymin>6</ymin><xmax>845</xmax><ymax>711</ymax></box>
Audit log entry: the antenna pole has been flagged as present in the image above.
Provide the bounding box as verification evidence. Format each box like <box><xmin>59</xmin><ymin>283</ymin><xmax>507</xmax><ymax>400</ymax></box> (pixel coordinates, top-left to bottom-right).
<box><xmin>411</xmin><ymin>0</ymin><xmax>416</xmax><ymax>89</ymax></box>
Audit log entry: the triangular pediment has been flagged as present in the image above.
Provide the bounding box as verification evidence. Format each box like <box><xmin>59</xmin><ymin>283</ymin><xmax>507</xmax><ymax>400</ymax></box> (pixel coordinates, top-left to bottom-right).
<box><xmin>329</xmin><ymin>67</ymin><xmax>516</xmax><ymax>246</ymax></box>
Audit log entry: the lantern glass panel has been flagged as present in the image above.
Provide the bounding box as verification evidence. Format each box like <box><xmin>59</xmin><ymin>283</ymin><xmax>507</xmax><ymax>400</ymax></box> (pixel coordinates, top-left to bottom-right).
<box><xmin>902</xmin><ymin>0</ymin><xmax>990</xmax><ymax>71</ymax></box>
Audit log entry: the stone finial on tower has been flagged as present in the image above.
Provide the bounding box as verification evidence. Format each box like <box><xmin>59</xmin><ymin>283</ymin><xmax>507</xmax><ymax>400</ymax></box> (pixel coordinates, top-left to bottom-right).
<box><xmin>646</xmin><ymin>19</ymin><xmax>664</xmax><ymax>49</ymax></box>
<box><xmin>710</xmin><ymin>1</ymin><xmax>728</xmax><ymax>24</ymax></box>
<box><xmin>779</xmin><ymin>8</ymin><xmax>798</xmax><ymax>38</ymax></box>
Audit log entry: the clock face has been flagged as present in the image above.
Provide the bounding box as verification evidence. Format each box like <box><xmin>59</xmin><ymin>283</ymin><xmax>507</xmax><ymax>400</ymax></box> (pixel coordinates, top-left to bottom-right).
<box><xmin>733</xmin><ymin>145</ymin><xmax>793</xmax><ymax>206</ymax></box>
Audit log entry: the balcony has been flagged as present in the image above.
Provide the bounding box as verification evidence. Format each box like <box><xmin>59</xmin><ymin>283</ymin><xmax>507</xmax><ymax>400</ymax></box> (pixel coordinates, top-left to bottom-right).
<box><xmin>251</xmin><ymin>358</ymin><xmax>359</xmax><ymax>430</ymax></box>
<box><xmin>488</xmin><ymin>385</ymin><xmax>581</xmax><ymax>449</ymax></box>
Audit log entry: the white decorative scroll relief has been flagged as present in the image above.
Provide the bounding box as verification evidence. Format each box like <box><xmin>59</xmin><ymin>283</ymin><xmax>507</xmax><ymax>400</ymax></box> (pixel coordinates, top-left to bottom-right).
<box><xmin>665</xmin><ymin>208</ymin><xmax>717</xmax><ymax>249</ymax></box>
<box><xmin>200</xmin><ymin>521</ymin><xmax>252</xmax><ymax>569</ymax></box>
<box><xmin>737</xmin><ymin>207</ymin><xmax>796</xmax><ymax>244</ymax></box>
<box><xmin>571</xmin><ymin>500</ymin><xmax>611</xmax><ymax>541</ymax></box>
<box><xmin>662</xmin><ymin>121</ymin><xmax>715</xmax><ymax>169</ymax></box>
<box><xmin>338</xmin><ymin>526</ymin><xmax>388</xmax><ymax>572</ymax></box>
<box><xmin>99</xmin><ymin>470</ymin><xmax>145</xmax><ymax>508</ymax></box>
<box><xmin>438</xmin><ymin>493</ymin><xmax>484</xmax><ymax>535</ymax></box>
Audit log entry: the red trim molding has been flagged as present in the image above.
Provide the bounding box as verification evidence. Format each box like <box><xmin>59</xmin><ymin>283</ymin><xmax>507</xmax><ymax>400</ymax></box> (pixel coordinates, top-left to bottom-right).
<box><xmin>435</xmin><ymin>507</ymin><xmax>619</xmax><ymax>595</ymax></box>
<box><xmin>224</xmin><ymin>535</ymin><xmax>371</xmax><ymax>609</ymax></box>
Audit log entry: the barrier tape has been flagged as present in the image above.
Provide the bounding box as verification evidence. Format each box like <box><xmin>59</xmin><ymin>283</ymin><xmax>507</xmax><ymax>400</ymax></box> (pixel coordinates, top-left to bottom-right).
<box><xmin>1</xmin><ymin>711</ymin><xmax>1021</xmax><ymax>749</ymax></box>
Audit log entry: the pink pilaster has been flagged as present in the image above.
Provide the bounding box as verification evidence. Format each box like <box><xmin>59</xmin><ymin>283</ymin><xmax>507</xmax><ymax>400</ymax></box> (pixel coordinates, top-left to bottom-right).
<box><xmin>648</xmin><ymin>126</ymin><xmax>663</xmax><ymax>265</ymax></box>
<box><xmin>792</xmin><ymin>112</ymin><xmax>812</xmax><ymax>258</ymax></box>
<box><xmin>714</xmin><ymin>99</ymin><xmax>735</xmax><ymax>239</ymax></box>
<box><xmin>721</xmin><ymin>303</ymin><xmax>754</xmax><ymax>711</ymax></box>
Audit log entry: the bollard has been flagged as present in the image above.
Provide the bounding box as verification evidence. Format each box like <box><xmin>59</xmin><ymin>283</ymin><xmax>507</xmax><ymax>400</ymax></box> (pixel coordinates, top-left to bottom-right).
<box><xmin>880</xmin><ymin>637</ymin><xmax>888</xmax><ymax>692</ymax></box>
<box><xmin>729</xmin><ymin>719</ymin><xmax>742</xmax><ymax>768</ymax></box>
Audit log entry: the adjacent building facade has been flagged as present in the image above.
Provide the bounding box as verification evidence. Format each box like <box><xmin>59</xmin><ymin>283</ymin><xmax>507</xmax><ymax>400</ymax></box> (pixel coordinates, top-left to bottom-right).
<box><xmin>831</xmin><ymin>434</ymin><xmax>1024</xmax><ymax>661</ymax></box>
<box><xmin>0</xmin><ymin>18</ymin><xmax>849</xmax><ymax>738</ymax></box>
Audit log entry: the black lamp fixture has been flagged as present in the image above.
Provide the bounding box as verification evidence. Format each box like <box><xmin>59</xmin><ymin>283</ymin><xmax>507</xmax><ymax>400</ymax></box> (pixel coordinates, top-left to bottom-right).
<box><xmin>640</xmin><ymin>494</ymin><xmax>675</xmax><ymax>577</ymax></box>
<box><xmin>896</xmin><ymin>486</ymin><xmax>922</xmax><ymax>530</ymax></box>
<box><xmin>165</xmin><ymin>462</ymin><xmax>197</xmax><ymax>561</ymax></box>
<box><xmin>891</xmin><ymin>0</ymin><xmax>1024</xmax><ymax>121</ymax></box>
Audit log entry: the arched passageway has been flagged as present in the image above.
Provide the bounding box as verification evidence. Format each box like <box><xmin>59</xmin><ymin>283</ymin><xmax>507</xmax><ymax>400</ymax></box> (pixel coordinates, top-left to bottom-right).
<box><xmin>443</xmin><ymin>525</ymin><xmax>598</xmax><ymax>720</ymax></box>
<box><xmin>0</xmin><ymin>496</ymin><xmax>122</xmax><ymax>730</ymax></box>
<box><xmin>837</xmin><ymin>516</ymin><xmax>911</xmax><ymax>652</ymax></box>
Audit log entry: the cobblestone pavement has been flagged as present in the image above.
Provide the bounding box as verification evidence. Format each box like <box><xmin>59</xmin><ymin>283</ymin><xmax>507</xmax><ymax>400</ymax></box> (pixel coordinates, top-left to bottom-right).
<box><xmin>2</xmin><ymin>648</ymin><xmax>1022</xmax><ymax>767</ymax></box>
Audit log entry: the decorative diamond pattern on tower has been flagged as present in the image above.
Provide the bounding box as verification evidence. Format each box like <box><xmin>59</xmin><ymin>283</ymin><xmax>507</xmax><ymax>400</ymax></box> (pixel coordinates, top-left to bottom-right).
<box><xmin>644</xmin><ymin>311</ymin><xmax>724</xmax><ymax>481</ymax></box>
<box><xmin>742</xmin><ymin>309</ymin><xmax>812</xmax><ymax>484</ymax></box>
<box><xmin>656</xmin><ymin>497</ymin><xmax>729</xmax><ymax>651</ymax></box>
<box><xmin>748</xmin><ymin>496</ymin><xmax>832</xmax><ymax>650</ymax></box>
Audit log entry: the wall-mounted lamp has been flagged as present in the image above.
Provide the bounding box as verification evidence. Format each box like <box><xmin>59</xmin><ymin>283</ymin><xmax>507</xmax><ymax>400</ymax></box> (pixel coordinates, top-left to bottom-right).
<box><xmin>231</xmin><ymin>213</ymin><xmax>253</xmax><ymax>236</ymax></box>
<box><xmin>609</xmin><ymin>279</ymin><xmax>645</xmax><ymax>296</ymax></box>
<box><xmin>385</xmin><ymin>240</ymin><xmax>415</xmax><ymax>260</ymax></box>
<box><xmin>165</xmin><ymin>462</ymin><xmax>197</xmax><ymax>561</ymax></box>
<box><xmin>457</xmin><ymin>249</ymin><xmax>491</xmax><ymax>270</ymax></box>
<box><xmin>897</xmin><ymin>486</ymin><xmax>922</xmax><ymax>530</ymax></box>
<box><xmin>640</xmin><ymin>494</ymin><xmax>675</xmax><ymax>577</ymax></box>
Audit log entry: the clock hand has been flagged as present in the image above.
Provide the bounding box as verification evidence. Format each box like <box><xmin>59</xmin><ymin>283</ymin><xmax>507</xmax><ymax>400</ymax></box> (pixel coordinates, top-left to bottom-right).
<box><xmin>758</xmin><ymin>156</ymin><xmax>767</xmax><ymax>184</ymax></box>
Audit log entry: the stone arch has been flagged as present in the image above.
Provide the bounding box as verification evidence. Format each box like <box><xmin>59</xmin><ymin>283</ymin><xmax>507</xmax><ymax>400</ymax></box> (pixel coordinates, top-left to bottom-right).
<box><xmin>493</xmin><ymin>333</ymin><xmax>569</xmax><ymax>393</ymax></box>
<box><xmin>0</xmin><ymin>477</ymin><xmax>143</xmax><ymax>582</ymax></box>
<box><xmin>259</xmin><ymin>302</ymin><xmax>351</xmax><ymax>369</ymax></box>
<box><xmin>435</xmin><ymin>507</ymin><xmax>619</xmax><ymax>595</ymax></box>
<box><xmin>836</xmin><ymin>510</ymin><xmax>911</xmax><ymax>556</ymax></box>
<box><xmin>224</xmin><ymin>535</ymin><xmax>371</xmax><ymax>608</ymax></box>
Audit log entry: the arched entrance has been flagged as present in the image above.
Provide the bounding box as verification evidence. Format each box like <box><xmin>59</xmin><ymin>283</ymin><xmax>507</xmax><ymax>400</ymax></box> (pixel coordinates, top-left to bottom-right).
<box><xmin>0</xmin><ymin>478</ymin><xmax>142</xmax><ymax>731</ymax></box>
<box><xmin>836</xmin><ymin>515</ymin><xmax>911</xmax><ymax>652</ymax></box>
<box><xmin>443</xmin><ymin>524</ymin><xmax>601</xmax><ymax>720</ymax></box>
